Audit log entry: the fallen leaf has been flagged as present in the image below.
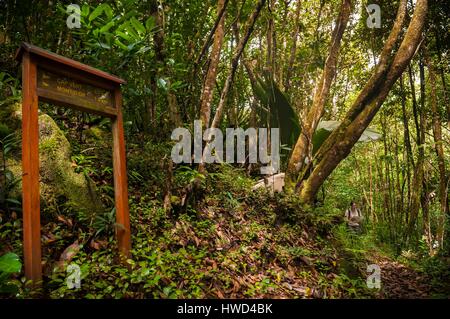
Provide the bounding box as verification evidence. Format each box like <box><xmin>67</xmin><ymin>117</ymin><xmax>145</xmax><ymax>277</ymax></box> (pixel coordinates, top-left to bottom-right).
<box><xmin>59</xmin><ymin>240</ymin><xmax>80</xmax><ymax>263</ymax></box>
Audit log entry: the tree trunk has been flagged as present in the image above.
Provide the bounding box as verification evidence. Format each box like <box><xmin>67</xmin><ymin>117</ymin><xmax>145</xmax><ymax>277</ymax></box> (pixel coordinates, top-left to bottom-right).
<box><xmin>400</xmin><ymin>76</ymin><xmax>413</xmax><ymax>221</ymax></box>
<box><xmin>418</xmin><ymin>58</ymin><xmax>432</xmax><ymax>251</ymax></box>
<box><xmin>286</xmin><ymin>0</ymin><xmax>352</xmax><ymax>185</ymax></box>
<box><xmin>167</xmin><ymin>86</ymin><xmax>182</xmax><ymax>129</ymax></box>
<box><xmin>428</xmin><ymin>56</ymin><xmax>448</xmax><ymax>251</ymax></box>
<box><xmin>195</xmin><ymin>0</ymin><xmax>230</xmax><ymax>68</ymax></box>
<box><xmin>210</xmin><ymin>0</ymin><xmax>266</xmax><ymax>130</ymax></box>
<box><xmin>199</xmin><ymin>0</ymin><xmax>227</xmax><ymax>129</ymax></box>
<box><xmin>434</xmin><ymin>28</ymin><xmax>450</xmax><ymax>127</ymax></box>
<box><xmin>147</xmin><ymin>0</ymin><xmax>165</xmax><ymax>132</ymax></box>
<box><xmin>284</xmin><ymin>0</ymin><xmax>302</xmax><ymax>93</ymax></box>
<box><xmin>296</xmin><ymin>0</ymin><xmax>427</xmax><ymax>204</ymax></box>
<box><xmin>407</xmin><ymin>64</ymin><xmax>424</xmax><ymax>243</ymax></box>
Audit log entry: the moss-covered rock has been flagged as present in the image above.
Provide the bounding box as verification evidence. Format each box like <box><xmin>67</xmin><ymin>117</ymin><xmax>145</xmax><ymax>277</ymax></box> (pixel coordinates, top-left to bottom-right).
<box><xmin>3</xmin><ymin>102</ymin><xmax>104</xmax><ymax>214</ymax></box>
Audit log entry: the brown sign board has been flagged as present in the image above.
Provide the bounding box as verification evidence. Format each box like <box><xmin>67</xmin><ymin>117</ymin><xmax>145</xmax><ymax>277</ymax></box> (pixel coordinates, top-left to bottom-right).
<box><xmin>15</xmin><ymin>42</ymin><xmax>131</xmax><ymax>283</ymax></box>
<box><xmin>37</xmin><ymin>68</ymin><xmax>116</xmax><ymax>116</ymax></box>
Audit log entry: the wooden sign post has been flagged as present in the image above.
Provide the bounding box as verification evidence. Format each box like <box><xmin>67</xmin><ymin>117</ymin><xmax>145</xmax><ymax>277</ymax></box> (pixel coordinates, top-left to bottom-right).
<box><xmin>15</xmin><ymin>43</ymin><xmax>131</xmax><ymax>283</ymax></box>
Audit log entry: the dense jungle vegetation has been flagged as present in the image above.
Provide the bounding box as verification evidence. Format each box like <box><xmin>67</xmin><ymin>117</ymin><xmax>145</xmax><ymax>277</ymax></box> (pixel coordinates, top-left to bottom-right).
<box><xmin>0</xmin><ymin>0</ymin><xmax>449</xmax><ymax>299</ymax></box>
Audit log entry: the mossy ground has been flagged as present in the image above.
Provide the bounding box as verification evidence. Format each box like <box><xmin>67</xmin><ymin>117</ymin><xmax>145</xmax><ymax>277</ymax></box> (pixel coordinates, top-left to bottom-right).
<box><xmin>1</xmin><ymin>102</ymin><xmax>104</xmax><ymax>216</ymax></box>
<box><xmin>1</xmin><ymin>152</ymin><xmax>377</xmax><ymax>298</ymax></box>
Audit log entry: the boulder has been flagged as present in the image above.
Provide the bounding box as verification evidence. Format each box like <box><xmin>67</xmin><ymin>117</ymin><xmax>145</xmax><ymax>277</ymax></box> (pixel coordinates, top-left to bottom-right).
<box><xmin>2</xmin><ymin>102</ymin><xmax>104</xmax><ymax>214</ymax></box>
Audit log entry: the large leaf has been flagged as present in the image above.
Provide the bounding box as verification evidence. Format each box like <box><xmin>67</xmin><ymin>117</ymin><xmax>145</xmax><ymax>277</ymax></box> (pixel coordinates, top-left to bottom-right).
<box><xmin>0</xmin><ymin>253</ymin><xmax>22</xmax><ymax>274</ymax></box>
<box><xmin>99</xmin><ymin>21</ymin><xmax>115</xmax><ymax>33</ymax></box>
<box><xmin>89</xmin><ymin>4</ymin><xmax>104</xmax><ymax>21</ymax></box>
<box><xmin>130</xmin><ymin>17</ymin><xmax>146</xmax><ymax>35</ymax></box>
<box><xmin>102</xmin><ymin>4</ymin><xmax>114</xmax><ymax>20</ymax></box>
<box><xmin>312</xmin><ymin>121</ymin><xmax>381</xmax><ymax>154</ymax></box>
<box><xmin>250</xmin><ymin>74</ymin><xmax>381</xmax><ymax>158</ymax></box>
<box><xmin>251</xmin><ymin>74</ymin><xmax>300</xmax><ymax>149</ymax></box>
<box><xmin>145</xmin><ymin>16</ymin><xmax>156</xmax><ymax>31</ymax></box>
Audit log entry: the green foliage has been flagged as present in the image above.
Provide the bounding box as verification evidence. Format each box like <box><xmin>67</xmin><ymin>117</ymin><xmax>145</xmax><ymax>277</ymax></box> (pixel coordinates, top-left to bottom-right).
<box><xmin>251</xmin><ymin>73</ymin><xmax>300</xmax><ymax>150</ymax></box>
<box><xmin>0</xmin><ymin>252</ymin><xmax>22</xmax><ymax>293</ymax></box>
<box><xmin>72</xmin><ymin>154</ymin><xmax>97</xmax><ymax>178</ymax></box>
<box><xmin>0</xmin><ymin>132</ymin><xmax>18</xmax><ymax>158</ymax></box>
<box><xmin>421</xmin><ymin>256</ymin><xmax>450</xmax><ymax>298</ymax></box>
<box><xmin>174</xmin><ymin>166</ymin><xmax>205</xmax><ymax>188</ymax></box>
<box><xmin>126</xmin><ymin>141</ymin><xmax>173</xmax><ymax>190</ymax></box>
<box><xmin>92</xmin><ymin>208</ymin><xmax>117</xmax><ymax>237</ymax></box>
<box><xmin>62</xmin><ymin>2</ymin><xmax>156</xmax><ymax>55</ymax></box>
<box><xmin>312</xmin><ymin>121</ymin><xmax>381</xmax><ymax>154</ymax></box>
<box><xmin>0</xmin><ymin>72</ymin><xmax>21</xmax><ymax>106</ymax></box>
<box><xmin>207</xmin><ymin>164</ymin><xmax>253</xmax><ymax>196</ymax></box>
<box><xmin>244</xmin><ymin>277</ymin><xmax>276</xmax><ymax>297</ymax></box>
<box><xmin>318</xmin><ymin>272</ymin><xmax>372</xmax><ymax>299</ymax></box>
<box><xmin>0</xmin><ymin>252</ymin><xmax>21</xmax><ymax>274</ymax></box>
<box><xmin>0</xmin><ymin>132</ymin><xmax>21</xmax><ymax>213</ymax></box>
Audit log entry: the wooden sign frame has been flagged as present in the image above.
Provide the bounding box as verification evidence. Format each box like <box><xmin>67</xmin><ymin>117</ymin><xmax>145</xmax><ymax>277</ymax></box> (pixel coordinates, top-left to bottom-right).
<box><xmin>15</xmin><ymin>43</ymin><xmax>131</xmax><ymax>283</ymax></box>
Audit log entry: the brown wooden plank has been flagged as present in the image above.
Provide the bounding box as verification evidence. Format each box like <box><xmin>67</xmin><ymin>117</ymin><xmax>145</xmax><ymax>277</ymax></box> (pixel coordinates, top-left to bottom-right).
<box><xmin>16</xmin><ymin>42</ymin><xmax>126</xmax><ymax>85</ymax></box>
<box><xmin>111</xmin><ymin>89</ymin><xmax>131</xmax><ymax>258</ymax></box>
<box><xmin>37</xmin><ymin>88</ymin><xmax>117</xmax><ymax>118</ymax></box>
<box><xmin>35</xmin><ymin>59</ymin><xmax>117</xmax><ymax>91</ymax></box>
<box><xmin>36</xmin><ymin>66</ymin><xmax>118</xmax><ymax>118</ymax></box>
<box><xmin>21</xmin><ymin>52</ymin><xmax>42</xmax><ymax>283</ymax></box>
<box><xmin>37</xmin><ymin>68</ymin><xmax>115</xmax><ymax>108</ymax></box>
<box><xmin>37</xmin><ymin>92</ymin><xmax>117</xmax><ymax>118</ymax></box>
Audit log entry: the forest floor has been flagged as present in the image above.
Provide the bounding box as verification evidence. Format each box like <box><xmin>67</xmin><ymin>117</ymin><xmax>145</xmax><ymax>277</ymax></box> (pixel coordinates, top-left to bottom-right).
<box><xmin>369</xmin><ymin>254</ymin><xmax>431</xmax><ymax>298</ymax></box>
<box><xmin>1</xmin><ymin>136</ymin><xmax>448</xmax><ymax>299</ymax></box>
<box><xmin>2</xmin><ymin>162</ymin><xmax>446</xmax><ymax>299</ymax></box>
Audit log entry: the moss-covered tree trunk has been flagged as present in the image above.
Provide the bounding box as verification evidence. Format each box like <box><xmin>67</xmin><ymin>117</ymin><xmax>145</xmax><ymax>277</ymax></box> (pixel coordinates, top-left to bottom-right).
<box><xmin>286</xmin><ymin>0</ymin><xmax>351</xmax><ymax>185</ymax></box>
<box><xmin>199</xmin><ymin>0</ymin><xmax>227</xmax><ymax>129</ymax></box>
<box><xmin>296</xmin><ymin>0</ymin><xmax>428</xmax><ymax>204</ymax></box>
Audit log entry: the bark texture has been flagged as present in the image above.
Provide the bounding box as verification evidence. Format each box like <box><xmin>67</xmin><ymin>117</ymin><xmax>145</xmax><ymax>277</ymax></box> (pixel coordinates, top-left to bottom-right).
<box><xmin>286</xmin><ymin>0</ymin><xmax>352</xmax><ymax>184</ymax></box>
<box><xmin>199</xmin><ymin>0</ymin><xmax>227</xmax><ymax>128</ymax></box>
<box><xmin>296</xmin><ymin>0</ymin><xmax>428</xmax><ymax>204</ymax></box>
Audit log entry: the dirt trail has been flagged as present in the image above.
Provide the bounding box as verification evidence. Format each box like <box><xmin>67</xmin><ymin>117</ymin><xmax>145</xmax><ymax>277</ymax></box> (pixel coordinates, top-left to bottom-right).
<box><xmin>370</xmin><ymin>255</ymin><xmax>431</xmax><ymax>299</ymax></box>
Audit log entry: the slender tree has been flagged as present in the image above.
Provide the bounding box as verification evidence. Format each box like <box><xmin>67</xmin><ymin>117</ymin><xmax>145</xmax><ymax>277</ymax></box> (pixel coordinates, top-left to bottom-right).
<box><xmin>199</xmin><ymin>0</ymin><xmax>227</xmax><ymax>129</ymax></box>
<box><xmin>428</xmin><ymin>56</ymin><xmax>448</xmax><ymax>251</ymax></box>
<box><xmin>286</xmin><ymin>0</ymin><xmax>352</xmax><ymax>184</ymax></box>
<box><xmin>210</xmin><ymin>0</ymin><xmax>267</xmax><ymax>129</ymax></box>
